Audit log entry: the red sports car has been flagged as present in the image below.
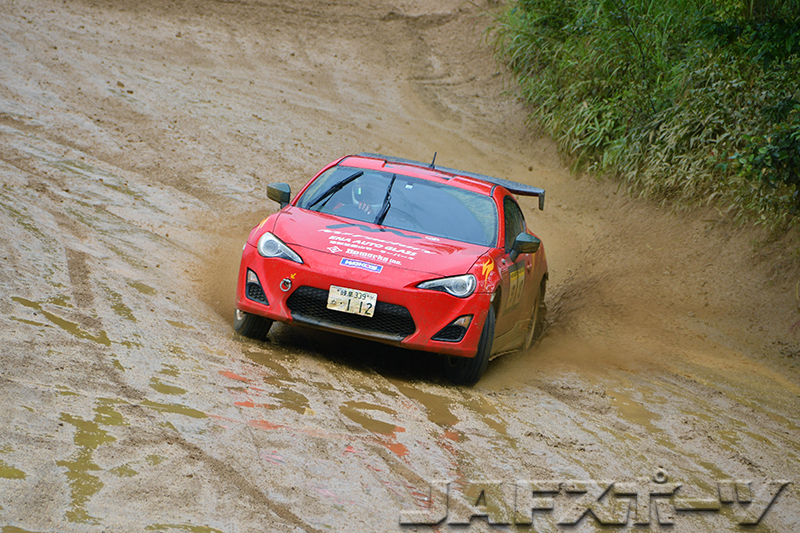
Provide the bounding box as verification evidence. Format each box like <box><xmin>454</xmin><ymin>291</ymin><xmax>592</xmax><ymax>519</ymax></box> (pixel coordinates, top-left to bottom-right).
<box><xmin>234</xmin><ymin>153</ymin><xmax>548</xmax><ymax>385</ymax></box>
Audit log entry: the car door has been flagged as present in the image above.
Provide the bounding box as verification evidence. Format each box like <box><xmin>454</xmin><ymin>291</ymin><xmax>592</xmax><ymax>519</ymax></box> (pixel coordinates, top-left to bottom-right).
<box><xmin>494</xmin><ymin>195</ymin><xmax>535</xmax><ymax>351</ymax></box>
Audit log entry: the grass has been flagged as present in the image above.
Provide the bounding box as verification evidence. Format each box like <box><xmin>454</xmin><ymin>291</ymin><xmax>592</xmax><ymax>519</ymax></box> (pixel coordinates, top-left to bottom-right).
<box><xmin>488</xmin><ymin>0</ymin><xmax>800</xmax><ymax>230</ymax></box>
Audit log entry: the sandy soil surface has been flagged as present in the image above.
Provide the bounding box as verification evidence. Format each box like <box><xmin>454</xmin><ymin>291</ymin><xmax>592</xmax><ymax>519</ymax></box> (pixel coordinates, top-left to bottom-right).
<box><xmin>1</xmin><ymin>1</ymin><xmax>799</xmax><ymax>531</ymax></box>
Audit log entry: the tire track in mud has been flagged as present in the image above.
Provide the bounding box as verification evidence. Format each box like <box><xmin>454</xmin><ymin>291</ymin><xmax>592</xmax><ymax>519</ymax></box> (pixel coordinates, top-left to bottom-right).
<box><xmin>156</xmin><ymin>431</ymin><xmax>330</xmax><ymax>533</ymax></box>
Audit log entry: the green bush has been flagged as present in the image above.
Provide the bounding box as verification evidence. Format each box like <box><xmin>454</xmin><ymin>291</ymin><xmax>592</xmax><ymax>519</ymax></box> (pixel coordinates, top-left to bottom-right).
<box><xmin>489</xmin><ymin>0</ymin><xmax>800</xmax><ymax>228</ymax></box>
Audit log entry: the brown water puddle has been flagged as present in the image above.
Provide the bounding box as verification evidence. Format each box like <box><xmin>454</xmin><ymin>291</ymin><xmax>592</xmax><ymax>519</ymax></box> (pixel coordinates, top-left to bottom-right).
<box><xmin>165</xmin><ymin>320</ymin><xmax>194</xmax><ymax>330</ymax></box>
<box><xmin>607</xmin><ymin>388</ymin><xmax>662</xmax><ymax>435</ymax></box>
<box><xmin>339</xmin><ymin>401</ymin><xmax>409</xmax><ymax>457</ymax></box>
<box><xmin>339</xmin><ymin>401</ymin><xmax>399</xmax><ymax>435</ymax></box>
<box><xmin>273</xmin><ymin>389</ymin><xmax>311</xmax><ymax>415</ymax></box>
<box><xmin>128</xmin><ymin>280</ymin><xmax>157</xmax><ymax>295</ymax></box>
<box><xmin>0</xmin><ymin>459</ymin><xmax>26</xmax><ymax>480</ymax></box>
<box><xmin>53</xmin><ymin>399</ymin><xmax>130</xmax><ymax>521</ymax></box>
<box><xmin>109</xmin><ymin>464</ymin><xmax>138</xmax><ymax>478</ymax></box>
<box><xmin>1</xmin><ymin>526</ymin><xmax>41</xmax><ymax>533</ymax></box>
<box><xmin>149</xmin><ymin>364</ymin><xmax>187</xmax><ymax>396</ymax></box>
<box><xmin>93</xmin><ymin>398</ymin><xmax>128</xmax><ymax>427</ymax></box>
<box><xmin>140</xmin><ymin>400</ymin><xmax>206</xmax><ymax>419</ymax></box>
<box><xmin>56</xmin><ymin>412</ymin><xmax>116</xmax><ymax>524</ymax></box>
<box><xmin>99</xmin><ymin>282</ymin><xmax>137</xmax><ymax>322</ymax></box>
<box><xmin>241</xmin><ymin>348</ymin><xmax>296</xmax><ymax>383</ymax></box>
<box><xmin>12</xmin><ymin>297</ymin><xmax>111</xmax><ymax>347</ymax></box>
<box><xmin>389</xmin><ymin>378</ymin><xmax>458</xmax><ymax>427</ymax></box>
<box><xmin>149</xmin><ymin>378</ymin><xmax>188</xmax><ymax>396</ymax></box>
<box><xmin>235</xmin><ymin>348</ymin><xmax>318</xmax><ymax>414</ymax></box>
<box><xmin>462</xmin><ymin>393</ymin><xmax>511</xmax><ymax>438</ymax></box>
<box><xmin>143</xmin><ymin>524</ymin><xmax>224</xmax><ymax>533</ymax></box>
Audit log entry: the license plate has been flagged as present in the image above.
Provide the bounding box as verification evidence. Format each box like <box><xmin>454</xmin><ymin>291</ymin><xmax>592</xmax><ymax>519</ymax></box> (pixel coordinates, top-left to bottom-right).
<box><xmin>326</xmin><ymin>285</ymin><xmax>377</xmax><ymax>317</ymax></box>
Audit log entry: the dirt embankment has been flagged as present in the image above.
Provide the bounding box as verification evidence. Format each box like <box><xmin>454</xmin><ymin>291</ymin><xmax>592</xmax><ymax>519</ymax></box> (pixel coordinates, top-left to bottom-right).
<box><xmin>0</xmin><ymin>1</ymin><xmax>798</xmax><ymax>532</ymax></box>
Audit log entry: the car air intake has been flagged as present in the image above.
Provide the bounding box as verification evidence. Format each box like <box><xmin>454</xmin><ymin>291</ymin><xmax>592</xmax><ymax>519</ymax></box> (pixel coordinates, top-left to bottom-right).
<box><xmin>286</xmin><ymin>286</ymin><xmax>416</xmax><ymax>341</ymax></box>
<box><xmin>246</xmin><ymin>282</ymin><xmax>269</xmax><ymax>305</ymax></box>
<box><xmin>432</xmin><ymin>324</ymin><xmax>467</xmax><ymax>342</ymax></box>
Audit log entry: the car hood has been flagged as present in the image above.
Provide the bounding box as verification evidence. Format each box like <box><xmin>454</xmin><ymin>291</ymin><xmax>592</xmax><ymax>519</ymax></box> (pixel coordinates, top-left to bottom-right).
<box><xmin>273</xmin><ymin>207</ymin><xmax>489</xmax><ymax>275</ymax></box>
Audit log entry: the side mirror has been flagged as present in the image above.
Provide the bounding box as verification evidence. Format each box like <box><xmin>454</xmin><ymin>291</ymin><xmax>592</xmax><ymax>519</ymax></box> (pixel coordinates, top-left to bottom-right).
<box><xmin>510</xmin><ymin>232</ymin><xmax>540</xmax><ymax>262</ymax></box>
<box><xmin>267</xmin><ymin>183</ymin><xmax>291</xmax><ymax>208</ymax></box>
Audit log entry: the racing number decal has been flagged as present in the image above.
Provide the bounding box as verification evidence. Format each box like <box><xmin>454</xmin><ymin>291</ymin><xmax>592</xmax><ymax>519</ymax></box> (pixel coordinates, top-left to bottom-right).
<box><xmin>505</xmin><ymin>261</ymin><xmax>525</xmax><ymax>313</ymax></box>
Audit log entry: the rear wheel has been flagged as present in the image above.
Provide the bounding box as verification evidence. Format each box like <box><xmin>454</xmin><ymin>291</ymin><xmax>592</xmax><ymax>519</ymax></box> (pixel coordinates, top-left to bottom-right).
<box><xmin>446</xmin><ymin>306</ymin><xmax>495</xmax><ymax>386</ymax></box>
<box><xmin>523</xmin><ymin>279</ymin><xmax>547</xmax><ymax>350</ymax></box>
<box><xmin>233</xmin><ymin>309</ymin><xmax>273</xmax><ymax>340</ymax></box>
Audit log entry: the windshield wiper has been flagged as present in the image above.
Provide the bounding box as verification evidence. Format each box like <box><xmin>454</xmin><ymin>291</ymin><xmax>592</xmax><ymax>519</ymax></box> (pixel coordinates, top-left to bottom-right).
<box><xmin>374</xmin><ymin>174</ymin><xmax>396</xmax><ymax>226</ymax></box>
<box><xmin>307</xmin><ymin>170</ymin><xmax>364</xmax><ymax>210</ymax></box>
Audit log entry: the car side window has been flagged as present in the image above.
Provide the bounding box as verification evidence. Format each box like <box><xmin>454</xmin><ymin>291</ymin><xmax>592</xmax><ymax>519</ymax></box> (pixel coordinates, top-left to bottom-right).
<box><xmin>503</xmin><ymin>196</ymin><xmax>526</xmax><ymax>253</ymax></box>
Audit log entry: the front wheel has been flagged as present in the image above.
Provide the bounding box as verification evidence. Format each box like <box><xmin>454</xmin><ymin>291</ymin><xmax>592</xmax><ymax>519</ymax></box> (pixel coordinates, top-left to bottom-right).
<box><xmin>233</xmin><ymin>309</ymin><xmax>273</xmax><ymax>340</ymax></box>
<box><xmin>446</xmin><ymin>306</ymin><xmax>495</xmax><ymax>386</ymax></box>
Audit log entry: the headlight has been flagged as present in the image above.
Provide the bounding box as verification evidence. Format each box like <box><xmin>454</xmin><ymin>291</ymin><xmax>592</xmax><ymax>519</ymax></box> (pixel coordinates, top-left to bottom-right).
<box><xmin>256</xmin><ymin>232</ymin><xmax>303</xmax><ymax>264</ymax></box>
<box><xmin>417</xmin><ymin>274</ymin><xmax>476</xmax><ymax>298</ymax></box>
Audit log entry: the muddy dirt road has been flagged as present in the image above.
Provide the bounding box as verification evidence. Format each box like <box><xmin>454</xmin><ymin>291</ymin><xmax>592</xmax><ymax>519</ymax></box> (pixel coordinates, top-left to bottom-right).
<box><xmin>1</xmin><ymin>1</ymin><xmax>799</xmax><ymax>531</ymax></box>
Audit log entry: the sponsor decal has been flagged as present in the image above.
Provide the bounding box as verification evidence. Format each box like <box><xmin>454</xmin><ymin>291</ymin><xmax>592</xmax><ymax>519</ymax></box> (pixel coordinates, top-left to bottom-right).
<box><xmin>481</xmin><ymin>257</ymin><xmax>494</xmax><ymax>279</ymax></box>
<box><xmin>319</xmin><ymin>227</ymin><xmax>443</xmax><ymax>266</ymax></box>
<box><xmin>340</xmin><ymin>258</ymin><xmax>383</xmax><ymax>273</ymax></box>
<box><xmin>504</xmin><ymin>261</ymin><xmax>525</xmax><ymax>314</ymax></box>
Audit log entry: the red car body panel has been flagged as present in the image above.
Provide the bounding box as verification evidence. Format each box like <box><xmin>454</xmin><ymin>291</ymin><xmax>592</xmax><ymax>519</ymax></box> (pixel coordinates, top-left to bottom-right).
<box><xmin>272</xmin><ymin>208</ymin><xmax>489</xmax><ymax>275</ymax></box>
<box><xmin>235</xmin><ymin>154</ymin><xmax>548</xmax><ymax>360</ymax></box>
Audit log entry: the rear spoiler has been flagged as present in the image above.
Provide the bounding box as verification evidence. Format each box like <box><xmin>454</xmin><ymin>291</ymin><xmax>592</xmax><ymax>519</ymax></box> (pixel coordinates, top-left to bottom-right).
<box><xmin>357</xmin><ymin>152</ymin><xmax>545</xmax><ymax>210</ymax></box>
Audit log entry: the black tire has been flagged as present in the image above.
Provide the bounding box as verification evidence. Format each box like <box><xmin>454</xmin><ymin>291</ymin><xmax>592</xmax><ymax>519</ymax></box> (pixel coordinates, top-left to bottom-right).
<box><xmin>233</xmin><ymin>309</ymin><xmax>273</xmax><ymax>340</ymax></box>
<box><xmin>446</xmin><ymin>306</ymin><xmax>495</xmax><ymax>386</ymax></box>
<box><xmin>523</xmin><ymin>279</ymin><xmax>547</xmax><ymax>351</ymax></box>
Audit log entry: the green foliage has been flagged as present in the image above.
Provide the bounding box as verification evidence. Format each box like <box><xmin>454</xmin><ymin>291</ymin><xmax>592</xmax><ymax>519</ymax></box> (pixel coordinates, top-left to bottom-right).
<box><xmin>489</xmin><ymin>0</ymin><xmax>800</xmax><ymax>228</ymax></box>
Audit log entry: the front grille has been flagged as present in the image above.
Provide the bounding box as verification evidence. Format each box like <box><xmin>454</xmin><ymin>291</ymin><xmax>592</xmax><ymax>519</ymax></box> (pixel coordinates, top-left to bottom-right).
<box><xmin>286</xmin><ymin>286</ymin><xmax>416</xmax><ymax>340</ymax></box>
<box><xmin>432</xmin><ymin>325</ymin><xmax>467</xmax><ymax>342</ymax></box>
<box><xmin>247</xmin><ymin>282</ymin><xmax>269</xmax><ymax>304</ymax></box>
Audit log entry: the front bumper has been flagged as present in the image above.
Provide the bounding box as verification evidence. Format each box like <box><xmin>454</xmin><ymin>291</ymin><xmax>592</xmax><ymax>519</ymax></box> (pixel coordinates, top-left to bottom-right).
<box><xmin>235</xmin><ymin>242</ymin><xmax>490</xmax><ymax>357</ymax></box>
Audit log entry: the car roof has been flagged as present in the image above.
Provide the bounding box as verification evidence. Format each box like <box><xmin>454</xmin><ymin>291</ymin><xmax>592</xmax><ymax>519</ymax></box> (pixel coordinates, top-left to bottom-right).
<box><xmin>341</xmin><ymin>153</ymin><xmax>545</xmax><ymax>210</ymax></box>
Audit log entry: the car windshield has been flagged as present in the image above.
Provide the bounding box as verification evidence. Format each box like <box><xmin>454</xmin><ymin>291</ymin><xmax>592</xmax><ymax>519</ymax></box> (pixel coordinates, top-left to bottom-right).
<box><xmin>296</xmin><ymin>165</ymin><xmax>498</xmax><ymax>247</ymax></box>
